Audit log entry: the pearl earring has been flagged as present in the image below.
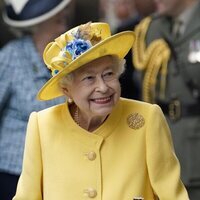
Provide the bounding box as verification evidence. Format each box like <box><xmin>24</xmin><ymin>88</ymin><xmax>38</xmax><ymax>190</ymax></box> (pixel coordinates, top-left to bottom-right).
<box><xmin>68</xmin><ymin>97</ymin><xmax>73</xmax><ymax>104</ymax></box>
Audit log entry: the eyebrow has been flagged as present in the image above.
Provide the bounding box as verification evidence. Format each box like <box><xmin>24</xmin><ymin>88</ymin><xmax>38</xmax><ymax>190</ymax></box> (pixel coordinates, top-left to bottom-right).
<box><xmin>78</xmin><ymin>65</ymin><xmax>114</xmax><ymax>75</ymax></box>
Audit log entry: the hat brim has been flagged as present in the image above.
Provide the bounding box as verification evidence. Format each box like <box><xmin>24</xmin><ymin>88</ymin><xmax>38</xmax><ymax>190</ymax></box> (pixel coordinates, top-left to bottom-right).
<box><xmin>37</xmin><ymin>31</ymin><xmax>135</xmax><ymax>101</ymax></box>
<box><xmin>2</xmin><ymin>0</ymin><xmax>71</xmax><ymax>27</ymax></box>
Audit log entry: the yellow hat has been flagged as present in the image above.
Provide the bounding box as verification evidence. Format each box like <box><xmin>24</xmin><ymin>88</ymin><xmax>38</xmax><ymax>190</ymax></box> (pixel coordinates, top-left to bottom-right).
<box><xmin>37</xmin><ymin>22</ymin><xmax>135</xmax><ymax>100</ymax></box>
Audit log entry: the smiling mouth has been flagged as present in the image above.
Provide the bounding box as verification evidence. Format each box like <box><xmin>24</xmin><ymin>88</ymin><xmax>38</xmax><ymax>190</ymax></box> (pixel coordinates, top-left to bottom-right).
<box><xmin>91</xmin><ymin>96</ymin><xmax>112</xmax><ymax>104</ymax></box>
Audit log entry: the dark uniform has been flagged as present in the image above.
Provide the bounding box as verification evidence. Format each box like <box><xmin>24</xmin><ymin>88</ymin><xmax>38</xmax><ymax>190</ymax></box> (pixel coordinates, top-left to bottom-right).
<box><xmin>133</xmin><ymin>2</ymin><xmax>200</xmax><ymax>200</ymax></box>
<box><xmin>116</xmin><ymin>16</ymin><xmax>142</xmax><ymax>100</ymax></box>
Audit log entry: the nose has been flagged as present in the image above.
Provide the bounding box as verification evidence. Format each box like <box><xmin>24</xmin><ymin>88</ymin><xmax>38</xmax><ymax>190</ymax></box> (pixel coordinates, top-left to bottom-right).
<box><xmin>95</xmin><ymin>77</ymin><xmax>109</xmax><ymax>93</ymax></box>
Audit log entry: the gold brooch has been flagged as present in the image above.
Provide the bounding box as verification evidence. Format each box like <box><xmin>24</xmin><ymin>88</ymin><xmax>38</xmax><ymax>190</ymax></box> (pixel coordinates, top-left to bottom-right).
<box><xmin>127</xmin><ymin>113</ymin><xmax>145</xmax><ymax>129</ymax></box>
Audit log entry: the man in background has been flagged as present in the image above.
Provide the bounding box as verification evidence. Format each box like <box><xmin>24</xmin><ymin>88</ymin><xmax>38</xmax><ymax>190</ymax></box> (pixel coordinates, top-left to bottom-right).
<box><xmin>133</xmin><ymin>0</ymin><xmax>200</xmax><ymax>199</ymax></box>
<box><xmin>115</xmin><ymin>0</ymin><xmax>156</xmax><ymax>99</ymax></box>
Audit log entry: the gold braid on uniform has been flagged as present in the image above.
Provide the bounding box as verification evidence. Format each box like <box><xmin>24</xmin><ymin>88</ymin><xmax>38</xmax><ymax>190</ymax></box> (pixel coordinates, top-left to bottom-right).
<box><xmin>133</xmin><ymin>16</ymin><xmax>171</xmax><ymax>103</ymax></box>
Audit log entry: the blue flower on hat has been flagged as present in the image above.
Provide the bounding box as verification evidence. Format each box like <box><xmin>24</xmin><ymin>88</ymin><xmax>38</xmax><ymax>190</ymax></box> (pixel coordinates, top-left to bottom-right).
<box><xmin>66</xmin><ymin>39</ymin><xmax>92</xmax><ymax>60</ymax></box>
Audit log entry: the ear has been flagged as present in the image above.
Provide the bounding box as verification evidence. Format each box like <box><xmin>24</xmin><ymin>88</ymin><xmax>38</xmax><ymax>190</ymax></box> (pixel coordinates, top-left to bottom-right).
<box><xmin>62</xmin><ymin>87</ymin><xmax>71</xmax><ymax>97</ymax></box>
<box><xmin>62</xmin><ymin>87</ymin><xmax>74</xmax><ymax>104</ymax></box>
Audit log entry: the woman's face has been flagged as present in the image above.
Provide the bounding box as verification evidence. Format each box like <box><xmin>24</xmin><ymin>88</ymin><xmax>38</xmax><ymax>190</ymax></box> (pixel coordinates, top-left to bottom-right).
<box><xmin>64</xmin><ymin>56</ymin><xmax>121</xmax><ymax>118</ymax></box>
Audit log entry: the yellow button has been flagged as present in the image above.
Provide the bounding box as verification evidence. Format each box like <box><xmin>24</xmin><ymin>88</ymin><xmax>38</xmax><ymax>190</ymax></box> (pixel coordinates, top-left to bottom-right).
<box><xmin>84</xmin><ymin>188</ymin><xmax>97</xmax><ymax>198</ymax></box>
<box><xmin>87</xmin><ymin>151</ymin><xmax>96</xmax><ymax>161</ymax></box>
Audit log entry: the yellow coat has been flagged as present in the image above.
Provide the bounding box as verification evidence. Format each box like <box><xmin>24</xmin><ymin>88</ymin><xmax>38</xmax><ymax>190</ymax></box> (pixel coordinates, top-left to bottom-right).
<box><xmin>13</xmin><ymin>98</ymin><xmax>189</xmax><ymax>200</ymax></box>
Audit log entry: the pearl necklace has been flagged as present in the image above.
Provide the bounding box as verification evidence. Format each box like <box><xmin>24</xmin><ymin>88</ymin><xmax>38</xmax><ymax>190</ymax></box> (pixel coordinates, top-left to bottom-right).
<box><xmin>74</xmin><ymin>105</ymin><xmax>80</xmax><ymax>126</ymax></box>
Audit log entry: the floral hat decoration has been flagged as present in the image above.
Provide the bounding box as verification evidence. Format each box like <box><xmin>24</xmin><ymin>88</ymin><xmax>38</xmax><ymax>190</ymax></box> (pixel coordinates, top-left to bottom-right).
<box><xmin>37</xmin><ymin>22</ymin><xmax>135</xmax><ymax>100</ymax></box>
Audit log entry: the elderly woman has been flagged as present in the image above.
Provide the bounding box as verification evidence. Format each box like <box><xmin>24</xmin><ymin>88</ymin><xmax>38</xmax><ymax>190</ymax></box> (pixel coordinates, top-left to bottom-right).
<box><xmin>13</xmin><ymin>22</ymin><xmax>189</xmax><ymax>200</ymax></box>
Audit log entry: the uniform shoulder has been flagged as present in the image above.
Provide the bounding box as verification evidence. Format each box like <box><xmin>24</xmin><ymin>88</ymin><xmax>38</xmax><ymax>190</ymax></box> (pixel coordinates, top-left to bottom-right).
<box><xmin>149</xmin><ymin>12</ymin><xmax>167</xmax><ymax>25</ymax></box>
<box><xmin>137</xmin><ymin>13</ymin><xmax>169</xmax><ymax>31</ymax></box>
<box><xmin>135</xmin><ymin>13</ymin><xmax>171</xmax><ymax>45</ymax></box>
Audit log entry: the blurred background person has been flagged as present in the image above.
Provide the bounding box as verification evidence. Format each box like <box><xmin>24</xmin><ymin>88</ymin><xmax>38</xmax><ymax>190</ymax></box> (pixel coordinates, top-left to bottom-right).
<box><xmin>134</xmin><ymin>0</ymin><xmax>157</xmax><ymax>22</ymax></box>
<box><xmin>99</xmin><ymin>0</ymin><xmax>136</xmax><ymax>33</ymax></box>
<box><xmin>73</xmin><ymin>0</ymin><xmax>99</xmax><ymax>26</ymax></box>
<box><xmin>99</xmin><ymin>0</ymin><xmax>118</xmax><ymax>32</ymax></box>
<box><xmin>113</xmin><ymin>0</ymin><xmax>137</xmax><ymax>32</ymax></box>
<box><xmin>114</xmin><ymin>0</ymin><xmax>156</xmax><ymax>100</ymax></box>
<box><xmin>99</xmin><ymin>0</ymin><xmax>156</xmax><ymax>100</ymax></box>
<box><xmin>115</xmin><ymin>0</ymin><xmax>156</xmax><ymax>32</ymax></box>
<box><xmin>133</xmin><ymin>0</ymin><xmax>200</xmax><ymax>199</ymax></box>
<box><xmin>0</xmin><ymin>0</ymin><xmax>74</xmax><ymax>199</ymax></box>
<box><xmin>0</xmin><ymin>1</ymin><xmax>15</xmax><ymax>47</ymax></box>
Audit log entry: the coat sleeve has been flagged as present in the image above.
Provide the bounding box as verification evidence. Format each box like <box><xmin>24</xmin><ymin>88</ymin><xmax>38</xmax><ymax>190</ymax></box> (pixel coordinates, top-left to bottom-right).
<box><xmin>0</xmin><ymin>49</ymin><xmax>12</xmax><ymax>113</ymax></box>
<box><xmin>13</xmin><ymin>112</ymin><xmax>43</xmax><ymax>200</ymax></box>
<box><xmin>146</xmin><ymin>104</ymin><xmax>189</xmax><ymax>200</ymax></box>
